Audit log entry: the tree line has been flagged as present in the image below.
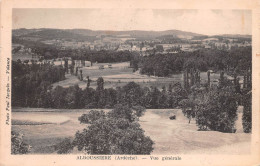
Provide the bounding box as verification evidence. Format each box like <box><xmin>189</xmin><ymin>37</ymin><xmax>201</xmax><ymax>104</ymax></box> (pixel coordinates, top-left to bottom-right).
<box><xmin>12</xmin><ymin>72</ymin><xmax>187</xmax><ymax>109</ymax></box>
<box><xmin>140</xmin><ymin>47</ymin><xmax>251</xmax><ymax>77</ymax></box>
<box><xmin>12</xmin><ymin>61</ymin><xmax>66</xmax><ymax>107</ymax></box>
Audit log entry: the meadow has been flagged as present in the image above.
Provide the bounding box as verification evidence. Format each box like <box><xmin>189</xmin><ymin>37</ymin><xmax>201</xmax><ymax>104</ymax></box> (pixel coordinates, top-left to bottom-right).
<box><xmin>12</xmin><ymin>107</ymin><xmax>250</xmax><ymax>154</ymax></box>
<box><xmin>51</xmin><ymin>61</ymin><xmax>234</xmax><ymax>90</ymax></box>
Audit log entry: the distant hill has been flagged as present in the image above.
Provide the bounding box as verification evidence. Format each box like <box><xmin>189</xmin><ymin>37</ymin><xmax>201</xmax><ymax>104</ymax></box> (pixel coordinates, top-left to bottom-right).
<box><xmin>13</xmin><ymin>29</ymin><xmax>96</xmax><ymax>42</ymax></box>
<box><xmin>13</xmin><ymin>28</ymin><xmax>203</xmax><ymax>41</ymax></box>
<box><xmin>12</xmin><ymin>28</ymin><xmax>42</xmax><ymax>36</ymax></box>
<box><xmin>67</xmin><ymin>29</ymin><xmax>203</xmax><ymax>39</ymax></box>
<box><xmin>12</xmin><ymin>28</ymin><xmax>251</xmax><ymax>42</ymax></box>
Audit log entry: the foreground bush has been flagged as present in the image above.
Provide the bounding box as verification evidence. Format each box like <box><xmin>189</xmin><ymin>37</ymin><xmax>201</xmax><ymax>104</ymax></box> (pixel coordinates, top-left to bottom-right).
<box><xmin>195</xmin><ymin>90</ymin><xmax>238</xmax><ymax>132</ymax></box>
<box><xmin>11</xmin><ymin>131</ymin><xmax>31</xmax><ymax>154</ymax></box>
<box><xmin>54</xmin><ymin>138</ymin><xmax>74</xmax><ymax>154</ymax></box>
<box><xmin>74</xmin><ymin>118</ymin><xmax>154</xmax><ymax>154</ymax></box>
<box><xmin>55</xmin><ymin>105</ymin><xmax>153</xmax><ymax>154</ymax></box>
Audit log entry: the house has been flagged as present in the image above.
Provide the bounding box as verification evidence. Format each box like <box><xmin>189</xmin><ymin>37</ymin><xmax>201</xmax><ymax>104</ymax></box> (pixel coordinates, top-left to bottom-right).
<box><xmin>89</xmin><ymin>45</ymin><xmax>95</xmax><ymax>50</ymax></box>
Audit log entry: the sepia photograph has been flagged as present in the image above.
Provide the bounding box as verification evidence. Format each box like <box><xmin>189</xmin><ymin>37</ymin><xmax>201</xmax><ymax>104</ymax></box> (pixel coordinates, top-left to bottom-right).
<box><xmin>10</xmin><ymin>8</ymin><xmax>253</xmax><ymax>156</ymax></box>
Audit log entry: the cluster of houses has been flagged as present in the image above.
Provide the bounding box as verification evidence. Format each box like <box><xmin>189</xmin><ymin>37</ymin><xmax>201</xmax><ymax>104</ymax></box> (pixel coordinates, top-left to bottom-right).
<box><xmin>12</xmin><ymin>44</ymin><xmax>32</xmax><ymax>53</ymax></box>
<box><xmin>202</xmin><ymin>38</ymin><xmax>251</xmax><ymax>50</ymax></box>
<box><xmin>13</xmin><ymin>35</ymin><xmax>251</xmax><ymax>62</ymax></box>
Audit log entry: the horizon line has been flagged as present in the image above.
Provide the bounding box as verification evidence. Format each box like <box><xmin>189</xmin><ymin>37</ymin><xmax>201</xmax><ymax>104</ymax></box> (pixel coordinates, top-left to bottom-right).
<box><xmin>12</xmin><ymin>28</ymin><xmax>252</xmax><ymax>36</ymax></box>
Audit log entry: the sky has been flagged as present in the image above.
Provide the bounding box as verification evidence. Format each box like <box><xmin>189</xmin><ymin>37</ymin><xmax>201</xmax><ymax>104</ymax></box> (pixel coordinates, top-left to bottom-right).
<box><xmin>12</xmin><ymin>9</ymin><xmax>252</xmax><ymax>35</ymax></box>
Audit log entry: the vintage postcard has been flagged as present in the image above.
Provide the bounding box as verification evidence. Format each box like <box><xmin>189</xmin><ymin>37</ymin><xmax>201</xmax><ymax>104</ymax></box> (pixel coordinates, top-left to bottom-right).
<box><xmin>0</xmin><ymin>0</ymin><xmax>260</xmax><ymax>165</ymax></box>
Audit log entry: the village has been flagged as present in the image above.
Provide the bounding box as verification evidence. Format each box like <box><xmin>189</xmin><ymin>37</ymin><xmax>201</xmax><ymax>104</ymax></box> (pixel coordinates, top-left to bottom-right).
<box><xmin>12</xmin><ymin>29</ymin><xmax>251</xmax><ymax>61</ymax></box>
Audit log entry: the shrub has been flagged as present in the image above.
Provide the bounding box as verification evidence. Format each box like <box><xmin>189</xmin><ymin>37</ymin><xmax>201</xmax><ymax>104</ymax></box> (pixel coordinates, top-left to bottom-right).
<box><xmin>54</xmin><ymin>138</ymin><xmax>74</xmax><ymax>154</ymax></box>
<box><xmin>11</xmin><ymin>131</ymin><xmax>31</xmax><ymax>154</ymax></box>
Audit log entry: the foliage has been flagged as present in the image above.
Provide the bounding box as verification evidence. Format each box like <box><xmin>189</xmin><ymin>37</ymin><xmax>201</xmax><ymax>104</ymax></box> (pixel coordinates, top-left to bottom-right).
<box><xmin>242</xmin><ymin>91</ymin><xmax>252</xmax><ymax>133</ymax></box>
<box><xmin>12</xmin><ymin>61</ymin><xmax>65</xmax><ymax>107</ymax></box>
<box><xmin>140</xmin><ymin>47</ymin><xmax>251</xmax><ymax>77</ymax></box>
<box><xmin>11</xmin><ymin>131</ymin><xmax>31</xmax><ymax>154</ymax></box>
<box><xmin>179</xmin><ymin>98</ymin><xmax>196</xmax><ymax>123</ymax></box>
<box><xmin>121</xmin><ymin>82</ymin><xmax>144</xmax><ymax>106</ymax></box>
<box><xmin>195</xmin><ymin>90</ymin><xmax>238</xmax><ymax>132</ymax></box>
<box><xmin>78</xmin><ymin>110</ymin><xmax>106</xmax><ymax>124</ymax></box>
<box><xmin>54</xmin><ymin>138</ymin><xmax>74</xmax><ymax>154</ymax></box>
<box><xmin>12</xmin><ymin>71</ymin><xmax>187</xmax><ymax>109</ymax></box>
<box><xmin>52</xmin><ymin>105</ymin><xmax>154</xmax><ymax>154</ymax></box>
<box><xmin>73</xmin><ymin>117</ymin><xmax>154</xmax><ymax>154</ymax></box>
<box><xmin>132</xmin><ymin>105</ymin><xmax>146</xmax><ymax>117</ymax></box>
<box><xmin>107</xmin><ymin>104</ymin><xmax>146</xmax><ymax>122</ymax></box>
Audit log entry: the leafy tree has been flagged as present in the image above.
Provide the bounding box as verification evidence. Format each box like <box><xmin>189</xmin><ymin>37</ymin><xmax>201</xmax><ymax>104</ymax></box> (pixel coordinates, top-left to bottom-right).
<box><xmin>96</xmin><ymin>77</ymin><xmax>104</xmax><ymax>91</ymax></box>
<box><xmin>131</xmin><ymin>105</ymin><xmax>146</xmax><ymax>119</ymax></box>
<box><xmin>179</xmin><ymin>98</ymin><xmax>195</xmax><ymax>123</ymax></box>
<box><xmin>64</xmin><ymin>59</ymin><xmax>69</xmax><ymax>73</ymax></box>
<box><xmin>79</xmin><ymin>69</ymin><xmax>83</xmax><ymax>81</ymax></box>
<box><xmin>158</xmin><ymin>86</ymin><xmax>168</xmax><ymax>108</ymax></box>
<box><xmin>73</xmin><ymin>118</ymin><xmax>154</xmax><ymax>154</ymax></box>
<box><xmin>64</xmin><ymin>85</ymin><xmax>82</xmax><ymax>108</ymax></box>
<box><xmin>87</xmin><ymin>76</ymin><xmax>90</xmax><ymax>88</ymax></box>
<box><xmin>12</xmin><ymin>61</ymin><xmax>65</xmax><ymax>107</ymax></box>
<box><xmin>107</xmin><ymin>104</ymin><xmax>145</xmax><ymax>122</ymax></box>
<box><xmin>81</xmin><ymin>87</ymin><xmax>96</xmax><ymax>108</ymax></box>
<box><xmin>149</xmin><ymin>87</ymin><xmax>161</xmax><ymax>109</ymax></box>
<box><xmin>172</xmin><ymin>82</ymin><xmax>187</xmax><ymax>104</ymax></box>
<box><xmin>195</xmin><ymin>90</ymin><xmax>238</xmax><ymax>132</ymax></box>
<box><xmin>78</xmin><ymin>110</ymin><xmax>106</xmax><ymax>124</ymax></box>
<box><xmin>53</xmin><ymin>105</ymin><xmax>153</xmax><ymax>154</ymax></box>
<box><xmin>95</xmin><ymin>77</ymin><xmax>106</xmax><ymax>108</ymax></box>
<box><xmin>121</xmin><ymin>82</ymin><xmax>143</xmax><ymax>107</ymax></box>
<box><xmin>104</xmin><ymin>88</ymin><xmax>117</xmax><ymax>108</ymax></box>
<box><xmin>242</xmin><ymin>91</ymin><xmax>252</xmax><ymax>133</ymax></box>
<box><xmin>51</xmin><ymin>86</ymin><xmax>68</xmax><ymax>108</ymax></box>
<box><xmin>72</xmin><ymin>105</ymin><xmax>153</xmax><ymax>155</ymax></box>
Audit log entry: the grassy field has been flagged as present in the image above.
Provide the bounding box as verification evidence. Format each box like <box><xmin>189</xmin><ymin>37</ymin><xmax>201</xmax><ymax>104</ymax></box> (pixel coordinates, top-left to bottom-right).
<box><xmin>12</xmin><ymin>109</ymin><xmax>91</xmax><ymax>154</ymax></box>
<box><xmin>12</xmin><ymin>107</ymin><xmax>250</xmax><ymax>154</ymax></box>
<box><xmin>12</xmin><ymin>120</ymin><xmax>52</xmax><ymax>125</ymax></box>
<box><xmin>52</xmin><ymin>62</ymin><xmax>185</xmax><ymax>89</ymax></box>
<box><xmin>51</xmin><ymin>61</ymin><xmax>235</xmax><ymax>90</ymax></box>
<box><xmin>139</xmin><ymin>107</ymin><xmax>250</xmax><ymax>155</ymax></box>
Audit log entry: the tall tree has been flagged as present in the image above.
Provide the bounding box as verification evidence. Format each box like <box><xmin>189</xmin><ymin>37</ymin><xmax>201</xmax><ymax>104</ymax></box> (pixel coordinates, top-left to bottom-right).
<box><xmin>242</xmin><ymin>91</ymin><xmax>251</xmax><ymax>133</ymax></box>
